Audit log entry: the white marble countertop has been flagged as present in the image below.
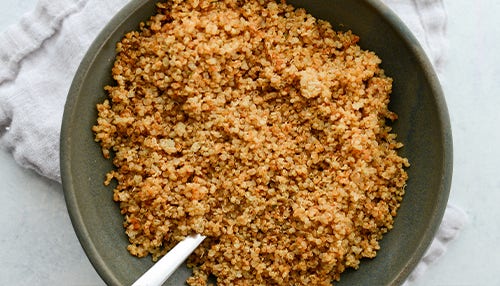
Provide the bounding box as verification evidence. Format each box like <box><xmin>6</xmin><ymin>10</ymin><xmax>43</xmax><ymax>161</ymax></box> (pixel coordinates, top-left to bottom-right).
<box><xmin>1</xmin><ymin>0</ymin><xmax>499</xmax><ymax>285</ymax></box>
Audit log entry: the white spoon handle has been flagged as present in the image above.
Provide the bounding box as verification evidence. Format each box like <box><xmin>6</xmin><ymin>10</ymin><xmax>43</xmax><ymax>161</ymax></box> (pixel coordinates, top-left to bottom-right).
<box><xmin>132</xmin><ymin>234</ymin><xmax>206</xmax><ymax>286</ymax></box>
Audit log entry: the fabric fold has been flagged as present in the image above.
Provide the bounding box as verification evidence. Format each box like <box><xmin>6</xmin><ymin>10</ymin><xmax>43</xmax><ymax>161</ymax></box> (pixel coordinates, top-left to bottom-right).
<box><xmin>382</xmin><ymin>0</ymin><xmax>448</xmax><ymax>73</ymax></box>
<box><xmin>0</xmin><ymin>0</ymin><xmax>128</xmax><ymax>182</ymax></box>
<box><xmin>0</xmin><ymin>0</ymin><xmax>88</xmax><ymax>84</ymax></box>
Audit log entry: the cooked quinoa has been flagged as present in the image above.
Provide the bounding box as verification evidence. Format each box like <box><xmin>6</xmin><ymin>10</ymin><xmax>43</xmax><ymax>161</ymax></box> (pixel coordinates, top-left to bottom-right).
<box><xmin>92</xmin><ymin>0</ymin><xmax>409</xmax><ymax>285</ymax></box>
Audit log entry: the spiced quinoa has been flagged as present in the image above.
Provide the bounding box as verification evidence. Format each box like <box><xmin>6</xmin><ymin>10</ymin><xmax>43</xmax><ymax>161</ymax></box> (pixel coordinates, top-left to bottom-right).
<box><xmin>92</xmin><ymin>0</ymin><xmax>410</xmax><ymax>285</ymax></box>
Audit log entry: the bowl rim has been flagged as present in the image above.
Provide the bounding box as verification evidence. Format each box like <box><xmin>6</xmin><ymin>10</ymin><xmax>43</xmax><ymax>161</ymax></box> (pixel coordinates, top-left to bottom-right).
<box><xmin>60</xmin><ymin>0</ymin><xmax>452</xmax><ymax>285</ymax></box>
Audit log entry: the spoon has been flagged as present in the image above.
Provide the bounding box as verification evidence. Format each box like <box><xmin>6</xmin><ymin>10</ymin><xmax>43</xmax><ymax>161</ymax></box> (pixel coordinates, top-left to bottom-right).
<box><xmin>132</xmin><ymin>234</ymin><xmax>206</xmax><ymax>286</ymax></box>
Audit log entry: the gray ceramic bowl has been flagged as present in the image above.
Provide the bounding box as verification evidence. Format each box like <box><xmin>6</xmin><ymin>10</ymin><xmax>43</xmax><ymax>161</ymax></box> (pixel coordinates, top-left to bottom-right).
<box><xmin>61</xmin><ymin>0</ymin><xmax>452</xmax><ymax>285</ymax></box>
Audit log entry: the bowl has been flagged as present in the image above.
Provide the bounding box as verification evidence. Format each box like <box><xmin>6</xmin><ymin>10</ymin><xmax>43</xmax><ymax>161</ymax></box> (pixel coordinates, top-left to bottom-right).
<box><xmin>60</xmin><ymin>0</ymin><xmax>452</xmax><ymax>285</ymax></box>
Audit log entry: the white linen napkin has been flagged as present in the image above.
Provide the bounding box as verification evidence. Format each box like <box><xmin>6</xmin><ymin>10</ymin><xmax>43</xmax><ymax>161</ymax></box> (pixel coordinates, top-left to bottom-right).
<box><xmin>0</xmin><ymin>0</ymin><xmax>466</xmax><ymax>284</ymax></box>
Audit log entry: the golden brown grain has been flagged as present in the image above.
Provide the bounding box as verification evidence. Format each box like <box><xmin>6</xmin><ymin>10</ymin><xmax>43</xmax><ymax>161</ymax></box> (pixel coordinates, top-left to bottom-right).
<box><xmin>93</xmin><ymin>0</ymin><xmax>409</xmax><ymax>285</ymax></box>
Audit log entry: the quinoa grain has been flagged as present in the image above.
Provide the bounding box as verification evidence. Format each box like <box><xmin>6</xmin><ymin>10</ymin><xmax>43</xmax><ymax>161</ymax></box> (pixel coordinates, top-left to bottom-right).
<box><xmin>93</xmin><ymin>0</ymin><xmax>409</xmax><ymax>285</ymax></box>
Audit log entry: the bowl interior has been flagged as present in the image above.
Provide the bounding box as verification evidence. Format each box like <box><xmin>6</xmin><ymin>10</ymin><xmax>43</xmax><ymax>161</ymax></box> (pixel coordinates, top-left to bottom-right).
<box><xmin>61</xmin><ymin>0</ymin><xmax>452</xmax><ymax>285</ymax></box>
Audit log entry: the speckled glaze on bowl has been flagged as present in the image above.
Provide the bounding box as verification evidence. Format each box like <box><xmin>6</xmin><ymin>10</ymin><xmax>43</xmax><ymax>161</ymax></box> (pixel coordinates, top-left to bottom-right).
<box><xmin>60</xmin><ymin>0</ymin><xmax>452</xmax><ymax>285</ymax></box>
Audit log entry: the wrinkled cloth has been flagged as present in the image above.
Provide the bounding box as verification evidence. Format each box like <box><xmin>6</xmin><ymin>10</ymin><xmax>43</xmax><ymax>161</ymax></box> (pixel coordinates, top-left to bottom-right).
<box><xmin>0</xmin><ymin>0</ymin><xmax>465</xmax><ymax>284</ymax></box>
